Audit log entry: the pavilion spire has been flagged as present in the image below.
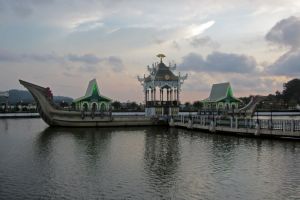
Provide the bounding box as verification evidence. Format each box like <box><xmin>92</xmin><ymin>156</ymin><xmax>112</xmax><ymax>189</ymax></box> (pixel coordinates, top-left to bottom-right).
<box><xmin>156</xmin><ymin>53</ymin><xmax>166</xmax><ymax>63</ymax></box>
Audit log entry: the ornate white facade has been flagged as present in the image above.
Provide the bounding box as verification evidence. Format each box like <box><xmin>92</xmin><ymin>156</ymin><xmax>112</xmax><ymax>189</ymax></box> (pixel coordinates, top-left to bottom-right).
<box><xmin>138</xmin><ymin>54</ymin><xmax>187</xmax><ymax>116</ymax></box>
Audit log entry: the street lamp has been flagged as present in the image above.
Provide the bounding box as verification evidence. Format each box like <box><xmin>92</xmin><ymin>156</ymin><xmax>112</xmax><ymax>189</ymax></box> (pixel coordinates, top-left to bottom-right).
<box><xmin>270</xmin><ymin>102</ymin><xmax>273</xmax><ymax>129</ymax></box>
<box><xmin>256</xmin><ymin>108</ymin><xmax>259</xmax><ymax>124</ymax></box>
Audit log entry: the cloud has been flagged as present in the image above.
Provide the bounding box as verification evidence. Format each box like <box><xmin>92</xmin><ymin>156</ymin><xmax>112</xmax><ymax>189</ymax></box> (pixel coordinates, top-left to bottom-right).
<box><xmin>265</xmin><ymin>16</ymin><xmax>300</xmax><ymax>49</ymax></box>
<box><xmin>190</xmin><ymin>36</ymin><xmax>220</xmax><ymax>48</ymax></box>
<box><xmin>0</xmin><ymin>0</ymin><xmax>54</xmax><ymax>17</ymax></box>
<box><xmin>104</xmin><ymin>56</ymin><xmax>124</xmax><ymax>72</ymax></box>
<box><xmin>0</xmin><ymin>50</ymin><xmax>63</xmax><ymax>62</ymax></box>
<box><xmin>0</xmin><ymin>50</ymin><xmax>19</xmax><ymax>61</ymax></box>
<box><xmin>79</xmin><ymin>65</ymin><xmax>98</xmax><ymax>73</ymax></box>
<box><xmin>179</xmin><ymin>51</ymin><xmax>257</xmax><ymax>73</ymax></box>
<box><xmin>265</xmin><ymin>16</ymin><xmax>300</xmax><ymax>76</ymax></box>
<box><xmin>185</xmin><ymin>21</ymin><xmax>215</xmax><ymax>38</ymax></box>
<box><xmin>72</xmin><ymin>19</ymin><xmax>104</xmax><ymax>32</ymax></box>
<box><xmin>67</xmin><ymin>54</ymin><xmax>101</xmax><ymax>64</ymax></box>
<box><xmin>171</xmin><ymin>40</ymin><xmax>180</xmax><ymax>50</ymax></box>
<box><xmin>267</xmin><ymin>49</ymin><xmax>300</xmax><ymax>76</ymax></box>
<box><xmin>0</xmin><ymin>50</ymin><xmax>124</xmax><ymax>72</ymax></box>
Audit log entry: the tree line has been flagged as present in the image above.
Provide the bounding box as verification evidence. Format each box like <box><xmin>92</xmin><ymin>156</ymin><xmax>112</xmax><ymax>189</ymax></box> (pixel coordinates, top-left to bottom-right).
<box><xmin>241</xmin><ymin>78</ymin><xmax>300</xmax><ymax>110</ymax></box>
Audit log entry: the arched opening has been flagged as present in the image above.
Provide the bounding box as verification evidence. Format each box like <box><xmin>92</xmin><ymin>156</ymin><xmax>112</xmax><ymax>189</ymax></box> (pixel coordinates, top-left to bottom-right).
<box><xmin>232</xmin><ymin>104</ymin><xmax>236</xmax><ymax>110</ymax></box>
<box><xmin>225</xmin><ymin>103</ymin><xmax>230</xmax><ymax>110</ymax></box>
<box><xmin>100</xmin><ymin>103</ymin><xmax>106</xmax><ymax>111</ymax></box>
<box><xmin>161</xmin><ymin>85</ymin><xmax>170</xmax><ymax>102</ymax></box>
<box><xmin>218</xmin><ymin>103</ymin><xmax>223</xmax><ymax>110</ymax></box>
<box><xmin>92</xmin><ymin>103</ymin><xmax>97</xmax><ymax>112</ymax></box>
<box><xmin>82</xmin><ymin>103</ymin><xmax>88</xmax><ymax>111</ymax></box>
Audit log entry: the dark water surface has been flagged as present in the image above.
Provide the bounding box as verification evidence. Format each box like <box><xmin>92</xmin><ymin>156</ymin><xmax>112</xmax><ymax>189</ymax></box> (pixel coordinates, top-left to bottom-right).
<box><xmin>0</xmin><ymin>119</ymin><xmax>299</xmax><ymax>200</ymax></box>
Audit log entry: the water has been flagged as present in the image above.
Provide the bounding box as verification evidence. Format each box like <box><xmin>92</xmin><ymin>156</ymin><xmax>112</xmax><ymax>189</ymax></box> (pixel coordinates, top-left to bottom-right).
<box><xmin>0</xmin><ymin>119</ymin><xmax>299</xmax><ymax>200</ymax></box>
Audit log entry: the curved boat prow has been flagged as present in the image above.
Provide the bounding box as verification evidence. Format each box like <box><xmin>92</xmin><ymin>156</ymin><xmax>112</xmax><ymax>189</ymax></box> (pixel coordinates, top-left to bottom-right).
<box><xmin>238</xmin><ymin>95</ymin><xmax>266</xmax><ymax>117</ymax></box>
<box><xmin>19</xmin><ymin>80</ymin><xmax>158</xmax><ymax>127</ymax></box>
<box><xmin>19</xmin><ymin>79</ymin><xmax>56</xmax><ymax>125</ymax></box>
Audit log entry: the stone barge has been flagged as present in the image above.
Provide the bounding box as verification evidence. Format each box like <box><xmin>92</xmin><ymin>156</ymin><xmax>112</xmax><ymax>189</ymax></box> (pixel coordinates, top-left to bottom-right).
<box><xmin>19</xmin><ymin>80</ymin><xmax>166</xmax><ymax>127</ymax></box>
<box><xmin>19</xmin><ymin>79</ymin><xmax>300</xmax><ymax>139</ymax></box>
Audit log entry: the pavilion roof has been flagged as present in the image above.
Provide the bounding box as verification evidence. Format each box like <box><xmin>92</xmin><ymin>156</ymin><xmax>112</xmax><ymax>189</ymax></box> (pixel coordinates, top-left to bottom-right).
<box><xmin>202</xmin><ymin>82</ymin><xmax>241</xmax><ymax>103</ymax></box>
<box><xmin>145</xmin><ymin>62</ymin><xmax>178</xmax><ymax>82</ymax></box>
<box><xmin>73</xmin><ymin>79</ymin><xmax>112</xmax><ymax>103</ymax></box>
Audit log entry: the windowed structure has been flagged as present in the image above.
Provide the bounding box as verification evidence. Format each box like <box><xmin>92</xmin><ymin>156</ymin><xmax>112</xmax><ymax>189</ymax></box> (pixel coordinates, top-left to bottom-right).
<box><xmin>202</xmin><ymin>82</ymin><xmax>241</xmax><ymax>110</ymax></box>
<box><xmin>138</xmin><ymin>54</ymin><xmax>187</xmax><ymax>116</ymax></box>
<box><xmin>73</xmin><ymin>79</ymin><xmax>112</xmax><ymax>111</ymax></box>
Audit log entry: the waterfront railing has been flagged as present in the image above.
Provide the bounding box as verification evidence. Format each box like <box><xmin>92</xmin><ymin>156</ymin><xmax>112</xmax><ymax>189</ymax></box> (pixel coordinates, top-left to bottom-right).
<box><xmin>173</xmin><ymin>115</ymin><xmax>300</xmax><ymax>132</ymax></box>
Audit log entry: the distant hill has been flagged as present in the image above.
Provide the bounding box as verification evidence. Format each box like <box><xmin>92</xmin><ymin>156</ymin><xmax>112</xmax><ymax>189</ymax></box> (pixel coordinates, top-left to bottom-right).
<box><xmin>0</xmin><ymin>90</ymin><xmax>73</xmax><ymax>105</ymax></box>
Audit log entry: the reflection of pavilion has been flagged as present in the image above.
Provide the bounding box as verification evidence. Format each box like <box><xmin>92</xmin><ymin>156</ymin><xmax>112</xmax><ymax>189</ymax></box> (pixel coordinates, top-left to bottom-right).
<box><xmin>138</xmin><ymin>54</ymin><xmax>187</xmax><ymax>116</ymax></box>
<box><xmin>143</xmin><ymin>127</ymin><xmax>181</xmax><ymax>196</ymax></box>
<box><xmin>35</xmin><ymin>127</ymin><xmax>113</xmax><ymax>174</ymax></box>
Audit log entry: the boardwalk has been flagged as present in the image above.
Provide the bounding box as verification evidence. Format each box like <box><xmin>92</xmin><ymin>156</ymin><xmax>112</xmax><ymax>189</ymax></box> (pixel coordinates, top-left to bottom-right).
<box><xmin>171</xmin><ymin>115</ymin><xmax>300</xmax><ymax>138</ymax></box>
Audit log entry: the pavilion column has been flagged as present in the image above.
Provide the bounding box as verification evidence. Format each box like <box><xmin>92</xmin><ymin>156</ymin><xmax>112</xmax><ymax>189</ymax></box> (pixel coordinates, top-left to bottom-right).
<box><xmin>151</xmin><ymin>89</ymin><xmax>153</xmax><ymax>101</ymax></box>
<box><xmin>147</xmin><ymin>89</ymin><xmax>149</xmax><ymax>101</ymax></box>
<box><xmin>145</xmin><ymin>89</ymin><xmax>147</xmax><ymax>103</ymax></box>
<box><xmin>167</xmin><ymin>89</ymin><xmax>169</xmax><ymax>101</ymax></box>
<box><xmin>170</xmin><ymin>89</ymin><xmax>173</xmax><ymax>101</ymax></box>
<box><xmin>162</xmin><ymin>89</ymin><xmax>164</xmax><ymax>101</ymax></box>
<box><xmin>154</xmin><ymin>88</ymin><xmax>156</xmax><ymax>101</ymax></box>
<box><xmin>174</xmin><ymin>89</ymin><xmax>177</xmax><ymax>101</ymax></box>
<box><xmin>160</xmin><ymin>89</ymin><xmax>162</xmax><ymax>101</ymax></box>
<box><xmin>177</xmin><ymin>89</ymin><xmax>179</xmax><ymax>102</ymax></box>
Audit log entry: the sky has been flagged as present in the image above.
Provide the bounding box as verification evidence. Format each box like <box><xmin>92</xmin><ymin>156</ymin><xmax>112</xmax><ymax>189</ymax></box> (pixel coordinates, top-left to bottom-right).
<box><xmin>0</xmin><ymin>0</ymin><xmax>300</xmax><ymax>103</ymax></box>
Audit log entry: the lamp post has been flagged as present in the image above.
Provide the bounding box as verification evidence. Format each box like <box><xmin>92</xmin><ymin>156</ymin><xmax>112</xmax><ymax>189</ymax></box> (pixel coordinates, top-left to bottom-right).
<box><xmin>256</xmin><ymin>108</ymin><xmax>259</xmax><ymax>123</ymax></box>
<box><xmin>270</xmin><ymin>102</ymin><xmax>273</xmax><ymax>129</ymax></box>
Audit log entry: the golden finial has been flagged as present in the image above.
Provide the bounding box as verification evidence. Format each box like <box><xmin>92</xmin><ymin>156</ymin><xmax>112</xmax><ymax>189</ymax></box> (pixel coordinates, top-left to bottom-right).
<box><xmin>156</xmin><ymin>53</ymin><xmax>166</xmax><ymax>63</ymax></box>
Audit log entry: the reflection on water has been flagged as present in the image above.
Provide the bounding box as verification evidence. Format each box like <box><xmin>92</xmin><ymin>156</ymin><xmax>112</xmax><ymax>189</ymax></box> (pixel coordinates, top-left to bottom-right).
<box><xmin>0</xmin><ymin>119</ymin><xmax>299</xmax><ymax>200</ymax></box>
<box><xmin>143</xmin><ymin>127</ymin><xmax>180</xmax><ymax>198</ymax></box>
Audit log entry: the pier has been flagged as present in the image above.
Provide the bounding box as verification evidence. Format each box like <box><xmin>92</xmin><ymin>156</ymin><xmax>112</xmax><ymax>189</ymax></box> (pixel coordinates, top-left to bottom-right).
<box><xmin>171</xmin><ymin>115</ymin><xmax>300</xmax><ymax>138</ymax></box>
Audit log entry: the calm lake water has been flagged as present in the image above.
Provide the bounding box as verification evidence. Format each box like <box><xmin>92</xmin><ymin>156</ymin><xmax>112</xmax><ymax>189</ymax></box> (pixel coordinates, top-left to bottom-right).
<box><xmin>0</xmin><ymin>119</ymin><xmax>299</xmax><ymax>200</ymax></box>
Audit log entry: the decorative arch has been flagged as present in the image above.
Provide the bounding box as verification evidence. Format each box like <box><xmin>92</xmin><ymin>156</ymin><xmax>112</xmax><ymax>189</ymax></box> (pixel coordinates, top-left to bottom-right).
<box><xmin>91</xmin><ymin>102</ymin><xmax>98</xmax><ymax>111</ymax></box>
<box><xmin>225</xmin><ymin>102</ymin><xmax>230</xmax><ymax>110</ymax></box>
<box><xmin>82</xmin><ymin>102</ymin><xmax>89</xmax><ymax>111</ymax></box>
<box><xmin>218</xmin><ymin>102</ymin><xmax>224</xmax><ymax>110</ymax></box>
<box><xmin>231</xmin><ymin>103</ymin><xmax>236</xmax><ymax>110</ymax></box>
<box><xmin>160</xmin><ymin>84</ymin><xmax>172</xmax><ymax>89</ymax></box>
<box><xmin>99</xmin><ymin>102</ymin><xmax>107</xmax><ymax>111</ymax></box>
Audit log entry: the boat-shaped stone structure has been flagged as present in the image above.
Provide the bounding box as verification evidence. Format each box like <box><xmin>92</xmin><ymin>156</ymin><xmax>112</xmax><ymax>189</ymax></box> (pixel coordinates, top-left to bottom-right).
<box><xmin>19</xmin><ymin>80</ymin><xmax>163</xmax><ymax>127</ymax></box>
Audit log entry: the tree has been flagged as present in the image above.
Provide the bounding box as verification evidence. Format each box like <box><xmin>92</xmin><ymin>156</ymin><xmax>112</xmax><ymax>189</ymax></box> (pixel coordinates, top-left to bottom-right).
<box><xmin>128</xmin><ymin>102</ymin><xmax>139</xmax><ymax>110</ymax></box>
<box><xmin>282</xmin><ymin>79</ymin><xmax>300</xmax><ymax>105</ymax></box>
<box><xmin>184</xmin><ymin>102</ymin><xmax>192</xmax><ymax>111</ymax></box>
<box><xmin>111</xmin><ymin>101</ymin><xmax>121</xmax><ymax>110</ymax></box>
<box><xmin>60</xmin><ymin>101</ymin><xmax>69</xmax><ymax>108</ymax></box>
<box><xmin>193</xmin><ymin>101</ymin><xmax>203</xmax><ymax>110</ymax></box>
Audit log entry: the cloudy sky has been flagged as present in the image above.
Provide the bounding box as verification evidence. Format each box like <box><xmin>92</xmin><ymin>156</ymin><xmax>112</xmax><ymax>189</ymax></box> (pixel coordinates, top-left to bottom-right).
<box><xmin>0</xmin><ymin>0</ymin><xmax>300</xmax><ymax>102</ymax></box>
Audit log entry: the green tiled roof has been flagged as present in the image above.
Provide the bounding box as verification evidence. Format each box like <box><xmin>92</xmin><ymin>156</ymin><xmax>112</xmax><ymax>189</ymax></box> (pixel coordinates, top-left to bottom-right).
<box><xmin>202</xmin><ymin>82</ymin><xmax>241</xmax><ymax>103</ymax></box>
<box><xmin>74</xmin><ymin>79</ymin><xmax>112</xmax><ymax>103</ymax></box>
